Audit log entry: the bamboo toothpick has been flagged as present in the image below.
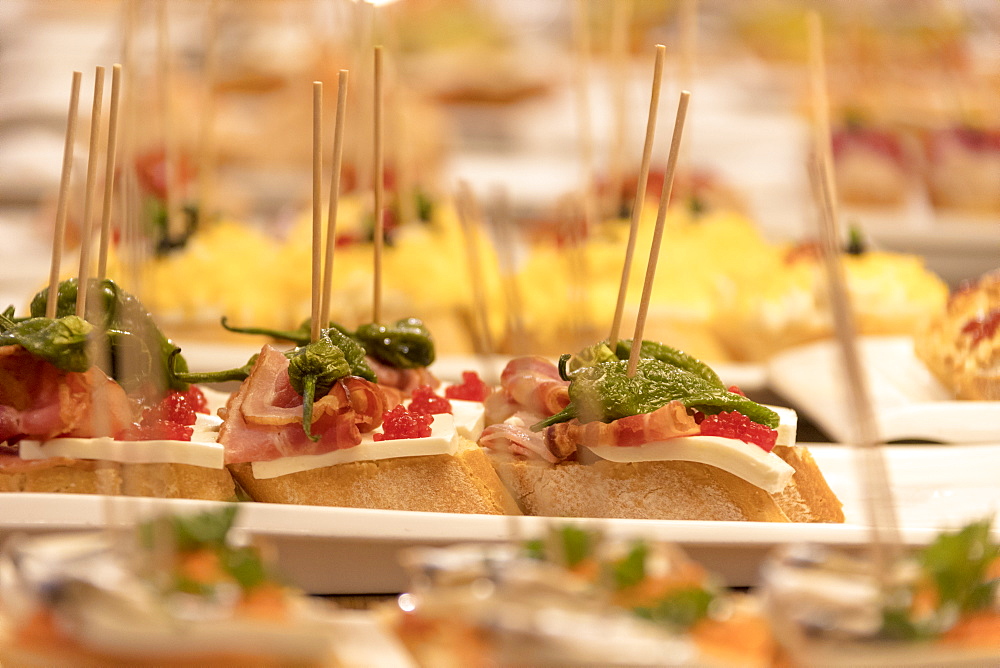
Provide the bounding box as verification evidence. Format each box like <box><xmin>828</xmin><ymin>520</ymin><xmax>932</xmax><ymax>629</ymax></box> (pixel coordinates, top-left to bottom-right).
<box><xmin>46</xmin><ymin>71</ymin><xmax>83</xmax><ymax>319</ymax></box>
<box><xmin>572</xmin><ymin>0</ymin><xmax>598</xmax><ymax>241</ymax></box>
<box><xmin>321</xmin><ymin>70</ymin><xmax>350</xmax><ymax>329</ymax></box>
<box><xmin>372</xmin><ymin>45</ymin><xmax>385</xmax><ymax>324</ymax></box>
<box><xmin>807</xmin><ymin>11</ymin><xmax>901</xmax><ymax>588</ymax></box>
<box><xmin>97</xmin><ymin>64</ymin><xmax>123</xmax><ymax>280</ymax></box>
<box><xmin>627</xmin><ymin>91</ymin><xmax>691</xmax><ymax>377</ymax></box>
<box><xmin>456</xmin><ymin>181</ymin><xmax>494</xmax><ymax>358</ymax></box>
<box><xmin>310</xmin><ymin>81</ymin><xmax>323</xmax><ymax>344</ymax></box>
<box><xmin>606</xmin><ymin>0</ymin><xmax>633</xmax><ymax>220</ymax></box>
<box><xmin>158</xmin><ymin>1</ymin><xmax>182</xmax><ymax>243</ymax></box>
<box><xmin>609</xmin><ymin>44</ymin><xmax>666</xmax><ymax>347</ymax></box>
<box><xmin>196</xmin><ymin>0</ymin><xmax>220</xmax><ymax>221</ymax></box>
<box><xmin>76</xmin><ymin>66</ymin><xmax>107</xmax><ymax>318</ymax></box>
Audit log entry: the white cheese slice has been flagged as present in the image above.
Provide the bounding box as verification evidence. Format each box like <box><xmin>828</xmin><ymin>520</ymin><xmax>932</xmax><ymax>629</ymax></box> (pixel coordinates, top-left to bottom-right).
<box><xmin>579</xmin><ymin>436</ymin><xmax>794</xmax><ymax>494</ymax></box>
<box><xmin>19</xmin><ymin>414</ymin><xmax>225</xmax><ymax>469</ymax></box>
<box><xmin>576</xmin><ymin>406</ymin><xmax>799</xmax><ymax>494</ymax></box>
<box><xmin>250</xmin><ymin>399</ymin><xmax>486</xmax><ymax>480</ymax></box>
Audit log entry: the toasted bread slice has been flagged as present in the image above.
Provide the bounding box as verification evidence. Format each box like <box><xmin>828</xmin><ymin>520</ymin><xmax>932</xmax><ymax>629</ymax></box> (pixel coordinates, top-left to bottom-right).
<box><xmin>490</xmin><ymin>457</ymin><xmax>791</xmax><ymax>521</ymax></box>
<box><xmin>229</xmin><ymin>438</ymin><xmax>521</xmax><ymax>515</ymax></box>
<box><xmin>0</xmin><ymin>460</ymin><xmax>236</xmax><ymax>501</ymax></box>
<box><xmin>771</xmin><ymin>445</ymin><xmax>845</xmax><ymax>523</ymax></box>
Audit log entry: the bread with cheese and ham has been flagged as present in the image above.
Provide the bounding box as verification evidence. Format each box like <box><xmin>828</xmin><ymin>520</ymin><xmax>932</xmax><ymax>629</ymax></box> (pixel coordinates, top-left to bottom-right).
<box><xmin>0</xmin><ymin>345</ymin><xmax>235</xmax><ymax>501</ymax></box>
<box><xmin>219</xmin><ymin>345</ymin><xmax>520</xmax><ymax>514</ymax></box>
<box><xmin>480</xmin><ymin>355</ymin><xmax>843</xmax><ymax>523</ymax></box>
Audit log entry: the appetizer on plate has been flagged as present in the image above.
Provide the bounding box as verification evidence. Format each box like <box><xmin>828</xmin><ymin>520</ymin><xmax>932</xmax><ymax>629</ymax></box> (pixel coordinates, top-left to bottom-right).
<box><xmin>187</xmin><ymin>321</ymin><xmax>517</xmax><ymax>514</ymax></box>
<box><xmin>915</xmin><ymin>269</ymin><xmax>1000</xmax><ymax>401</ymax></box>
<box><xmin>0</xmin><ymin>279</ymin><xmax>234</xmax><ymax>500</ymax></box>
<box><xmin>763</xmin><ymin>518</ymin><xmax>1000</xmax><ymax>665</ymax></box>
<box><xmin>390</xmin><ymin>525</ymin><xmax>776</xmax><ymax>667</ymax></box>
<box><xmin>478</xmin><ymin>339</ymin><xmax>843</xmax><ymax>522</ymax></box>
<box><xmin>0</xmin><ymin>506</ymin><xmax>342</xmax><ymax>666</ymax></box>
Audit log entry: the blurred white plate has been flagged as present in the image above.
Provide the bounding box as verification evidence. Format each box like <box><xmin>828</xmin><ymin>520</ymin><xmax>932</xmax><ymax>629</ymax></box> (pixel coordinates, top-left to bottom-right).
<box><xmin>767</xmin><ymin>336</ymin><xmax>1000</xmax><ymax>443</ymax></box>
<box><xmin>0</xmin><ymin>443</ymin><xmax>997</xmax><ymax>593</ymax></box>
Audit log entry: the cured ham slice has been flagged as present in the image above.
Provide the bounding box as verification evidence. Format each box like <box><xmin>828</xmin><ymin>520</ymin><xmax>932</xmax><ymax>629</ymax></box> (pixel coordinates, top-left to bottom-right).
<box><xmin>544</xmin><ymin>401</ymin><xmax>699</xmax><ymax>452</ymax></box>
<box><xmin>480</xmin><ymin>418</ymin><xmax>558</xmax><ymax>464</ymax></box>
<box><xmin>219</xmin><ymin>345</ymin><xmax>387</xmax><ymax>464</ymax></box>
<box><xmin>485</xmin><ymin>356</ymin><xmax>570</xmax><ymax>423</ymax></box>
<box><xmin>366</xmin><ymin>357</ymin><xmax>439</xmax><ymax>396</ymax></box>
<box><xmin>480</xmin><ymin>401</ymin><xmax>700</xmax><ymax>464</ymax></box>
<box><xmin>0</xmin><ymin>345</ymin><xmax>134</xmax><ymax>444</ymax></box>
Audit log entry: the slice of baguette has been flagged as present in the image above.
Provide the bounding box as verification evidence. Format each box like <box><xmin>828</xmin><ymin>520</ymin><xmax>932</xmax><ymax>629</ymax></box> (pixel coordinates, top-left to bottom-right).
<box><xmin>0</xmin><ymin>460</ymin><xmax>236</xmax><ymax>501</ymax></box>
<box><xmin>491</xmin><ymin>458</ymin><xmax>791</xmax><ymax>522</ymax></box>
<box><xmin>229</xmin><ymin>438</ymin><xmax>521</xmax><ymax>515</ymax></box>
<box><xmin>771</xmin><ymin>445</ymin><xmax>844</xmax><ymax>523</ymax></box>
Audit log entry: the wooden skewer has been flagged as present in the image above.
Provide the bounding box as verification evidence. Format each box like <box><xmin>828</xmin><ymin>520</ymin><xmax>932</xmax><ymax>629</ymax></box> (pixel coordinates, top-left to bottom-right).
<box><xmin>455</xmin><ymin>181</ymin><xmax>495</xmax><ymax>358</ymax></box>
<box><xmin>627</xmin><ymin>91</ymin><xmax>691</xmax><ymax>377</ymax></box>
<box><xmin>807</xmin><ymin>11</ymin><xmax>901</xmax><ymax>588</ymax></box>
<box><xmin>158</xmin><ymin>1</ymin><xmax>182</xmax><ymax>244</ymax></box>
<box><xmin>321</xmin><ymin>70</ymin><xmax>350</xmax><ymax>329</ymax></box>
<box><xmin>372</xmin><ymin>45</ymin><xmax>385</xmax><ymax>324</ymax></box>
<box><xmin>310</xmin><ymin>81</ymin><xmax>324</xmax><ymax>344</ymax></box>
<box><xmin>609</xmin><ymin>44</ymin><xmax>666</xmax><ymax>346</ymax></box>
<box><xmin>572</xmin><ymin>0</ymin><xmax>598</xmax><ymax>241</ymax></box>
<box><xmin>679</xmin><ymin>0</ymin><xmax>698</xmax><ymax>93</ymax></box>
<box><xmin>488</xmin><ymin>186</ymin><xmax>526</xmax><ymax>355</ymax></box>
<box><xmin>76</xmin><ymin>66</ymin><xmax>107</xmax><ymax>318</ymax></box>
<box><xmin>97</xmin><ymin>64</ymin><xmax>123</xmax><ymax>280</ymax></box>
<box><xmin>606</xmin><ymin>0</ymin><xmax>633</xmax><ymax>221</ymax></box>
<box><xmin>195</xmin><ymin>0</ymin><xmax>221</xmax><ymax>221</ymax></box>
<box><xmin>46</xmin><ymin>71</ymin><xmax>83</xmax><ymax>319</ymax></box>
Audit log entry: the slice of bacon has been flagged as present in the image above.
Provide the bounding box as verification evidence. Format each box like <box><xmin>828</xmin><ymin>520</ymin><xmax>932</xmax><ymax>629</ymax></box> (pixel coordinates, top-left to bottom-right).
<box><xmin>219</xmin><ymin>345</ymin><xmax>387</xmax><ymax>464</ymax></box>
<box><xmin>489</xmin><ymin>356</ymin><xmax>570</xmax><ymax>422</ymax></box>
<box><xmin>0</xmin><ymin>345</ymin><xmax>134</xmax><ymax>443</ymax></box>
<box><xmin>544</xmin><ymin>401</ymin><xmax>698</xmax><ymax>450</ymax></box>
<box><xmin>366</xmin><ymin>356</ymin><xmax>439</xmax><ymax>397</ymax></box>
<box><xmin>480</xmin><ymin>401</ymin><xmax>700</xmax><ymax>464</ymax></box>
<box><xmin>480</xmin><ymin>419</ymin><xmax>559</xmax><ymax>464</ymax></box>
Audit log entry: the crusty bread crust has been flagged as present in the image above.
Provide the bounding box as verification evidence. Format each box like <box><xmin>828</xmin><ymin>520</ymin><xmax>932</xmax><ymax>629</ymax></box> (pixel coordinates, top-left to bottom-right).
<box><xmin>771</xmin><ymin>445</ymin><xmax>845</xmax><ymax>523</ymax></box>
<box><xmin>491</xmin><ymin>458</ymin><xmax>791</xmax><ymax>521</ymax></box>
<box><xmin>230</xmin><ymin>441</ymin><xmax>521</xmax><ymax>515</ymax></box>
<box><xmin>0</xmin><ymin>460</ymin><xmax>235</xmax><ymax>501</ymax></box>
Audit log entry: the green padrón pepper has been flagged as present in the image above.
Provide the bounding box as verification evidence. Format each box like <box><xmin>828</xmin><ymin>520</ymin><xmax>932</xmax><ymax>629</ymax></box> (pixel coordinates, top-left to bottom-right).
<box><xmin>0</xmin><ymin>312</ymin><xmax>93</xmax><ymax>372</ymax></box>
<box><xmin>29</xmin><ymin>279</ymin><xmax>190</xmax><ymax>392</ymax></box>
<box><xmin>287</xmin><ymin>335</ymin><xmax>351</xmax><ymax>441</ymax></box>
<box><xmin>533</xmin><ymin>358</ymin><xmax>778</xmax><ymax>430</ymax></box>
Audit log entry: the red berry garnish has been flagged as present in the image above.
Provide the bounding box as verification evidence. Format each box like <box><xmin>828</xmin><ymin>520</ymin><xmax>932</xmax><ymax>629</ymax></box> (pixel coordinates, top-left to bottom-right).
<box><xmin>375</xmin><ymin>405</ymin><xmax>433</xmax><ymax>441</ymax></box>
<box><xmin>444</xmin><ymin>371</ymin><xmax>490</xmax><ymax>402</ymax></box>
<box><xmin>727</xmin><ymin>385</ymin><xmax>746</xmax><ymax>397</ymax></box>
<box><xmin>144</xmin><ymin>390</ymin><xmax>197</xmax><ymax>426</ymax></box>
<box><xmin>184</xmin><ymin>385</ymin><xmax>210</xmax><ymax>414</ymax></box>
<box><xmin>408</xmin><ymin>385</ymin><xmax>451</xmax><ymax>415</ymax></box>
<box><xmin>139</xmin><ymin>419</ymin><xmax>194</xmax><ymax>441</ymax></box>
<box><xmin>699</xmin><ymin>411</ymin><xmax>778</xmax><ymax>452</ymax></box>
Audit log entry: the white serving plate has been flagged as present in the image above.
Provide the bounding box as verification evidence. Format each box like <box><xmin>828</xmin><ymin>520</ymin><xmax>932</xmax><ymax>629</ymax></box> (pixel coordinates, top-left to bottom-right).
<box><xmin>767</xmin><ymin>336</ymin><xmax>1000</xmax><ymax>443</ymax></box>
<box><xmin>0</xmin><ymin>444</ymin><xmax>997</xmax><ymax>594</ymax></box>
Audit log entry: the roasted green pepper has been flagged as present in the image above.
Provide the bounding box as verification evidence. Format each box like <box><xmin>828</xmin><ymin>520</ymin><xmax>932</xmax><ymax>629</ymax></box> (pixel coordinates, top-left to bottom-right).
<box><xmin>354</xmin><ymin>317</ymin><xmax>435</xmax><ymax>369</ymax></box>
<box><xmin>561</xmin><ymin>339</ymin><xmax>723</xmax><ymax>388</ymax></box>
<box><xmin>222</xmin><ymin>315</ymin><xmax>434</xmax><ymax>370</ymax></box>
<box><xmin>533</xmin><ymin>358</ymin><xmax>778</xmax><ymax>430</ymax></box>
<box><xmin>29</xmin><ymin>279</ymin><xmax>190</xmax><ymax>392</ymax></box>
<box><xmin>0</xmin><ymin>312</ymin><xmax>93</xmax><ymax>372</ymax></box>
<box><xmin>287</xmin><ymin>335</ymin><xmax>351</xmax><ymax>441</ymax></box>
<box><xmin>612</xmin><ymin>339</ymin><xmax>723</xmax><ymax>388</ymax></box>
<box><xmin>220</xmin><ymin>316</ymin><xmax>315</xmax><ymax>347</ymax></box>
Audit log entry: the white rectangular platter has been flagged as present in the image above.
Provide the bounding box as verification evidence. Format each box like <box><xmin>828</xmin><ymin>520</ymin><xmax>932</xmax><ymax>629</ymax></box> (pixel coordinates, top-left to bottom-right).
<box><xmin>767</xmin><ymin>336</ymin><xmax>1000</xmax><ymax>443</ymax></box>
<box><xmin>0</xmin><ymin>444</ymin><xmax>998</xmax><ymax>593</ymax></box>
